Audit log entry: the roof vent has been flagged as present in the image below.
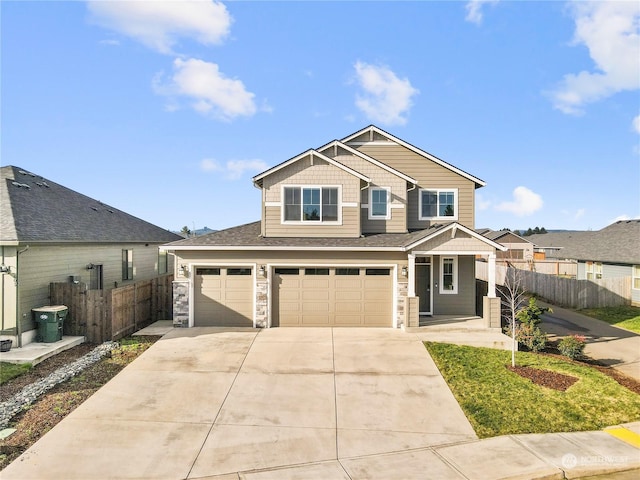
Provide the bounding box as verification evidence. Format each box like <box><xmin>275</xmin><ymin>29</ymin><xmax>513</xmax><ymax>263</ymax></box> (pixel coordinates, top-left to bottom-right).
<box><xmin>12</xmin><ymin>182</ymin><xmax>31</xmax><ymax>189</ymax></box>
<box><xmin>91</xmin><ymin>206</ymin><xmax>98</xmax><ymax>211</ymax></box>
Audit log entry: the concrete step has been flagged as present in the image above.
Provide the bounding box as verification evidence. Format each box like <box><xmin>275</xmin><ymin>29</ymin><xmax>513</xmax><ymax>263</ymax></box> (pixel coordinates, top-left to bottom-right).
<box><xmin>0</xmin><ymin>336</ymin><xmax>85</xmax><ymax>365</ymax></box>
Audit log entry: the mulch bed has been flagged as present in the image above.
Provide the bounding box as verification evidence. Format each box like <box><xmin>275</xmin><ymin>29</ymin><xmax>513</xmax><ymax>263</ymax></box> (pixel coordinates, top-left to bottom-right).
<box><xmin>507</xmin><ymin>365</ymin><xmax>578</xmax><ymax>391</ymax></box>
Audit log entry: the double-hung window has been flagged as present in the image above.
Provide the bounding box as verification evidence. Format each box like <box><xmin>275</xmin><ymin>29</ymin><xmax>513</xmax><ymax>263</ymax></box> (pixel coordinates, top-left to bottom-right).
<box><xmin>633</xmin><ymin>265</ymin><xmax>640</xmax><ymax>290</ymax></box>
<box><xmin>419</xmin><ymin>189</ymin><xmax>458</xmax><ymax>220</ymax></box>
<box><xmin>440</xmin><ymin>256</ymin><xmax>457</xmax><ymax>294</ymax></box>
<box><xmin>283</xmin><ymin>186</ymin><xmax>339</xmax><ymax>223</ymax></box>
<box><xmin>369</xmin><ymin>187</ymin><xmax>390</xmax><ymax>220</ymax></box>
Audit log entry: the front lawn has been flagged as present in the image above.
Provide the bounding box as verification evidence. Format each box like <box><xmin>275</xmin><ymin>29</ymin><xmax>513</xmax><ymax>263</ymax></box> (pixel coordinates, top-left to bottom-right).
<box><xmin>577</xmin><ymin>305</ymin><xmax>640</xmax><ymax>334</ymax></box>
<box><xmin>0</xmin><ymin>363</ymin><xmax>31</xmax><ymax>384</ymax></box>
<box><xmin>424</xmin><ymin>342</ymin><xmax>640</xmax><ymax>438</ymax></box>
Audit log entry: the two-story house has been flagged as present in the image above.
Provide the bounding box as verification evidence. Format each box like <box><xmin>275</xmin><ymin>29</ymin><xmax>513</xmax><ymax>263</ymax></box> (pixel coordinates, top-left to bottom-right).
<box><xmin>164</xmin><ymin>126</ymin><xmax>505</xmax><ymax>329</ymax></box>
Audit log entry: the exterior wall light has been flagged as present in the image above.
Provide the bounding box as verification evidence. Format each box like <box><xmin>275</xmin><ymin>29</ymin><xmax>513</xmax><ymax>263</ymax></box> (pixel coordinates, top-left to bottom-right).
<box><xmin>401</xmin><ymin>266</ymin><xmax>408</xmax><ymax>277</ymax></box>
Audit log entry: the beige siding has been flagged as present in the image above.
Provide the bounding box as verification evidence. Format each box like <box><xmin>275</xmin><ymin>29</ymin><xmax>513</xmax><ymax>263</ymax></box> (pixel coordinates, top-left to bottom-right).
<box><xmin>261</xmin><ymin>154</ymin><xmax>362</xmax><ymax>237</ymax></box>
<box><xmin>264</xmin><ymin>206</ymin><xmax>360</xmax><ymax>238</ymax></box>
<box><xmin>355</xmin><ymin>144</ymin><xmax>476</xmax><ymax>229</ymax></box>
<box><xmin>413</xmin><ymin>231</ymin><xmax>495</xmax><ymax>253</ymax></box>
<box><xmin>328</xmin><ymin>154</ymin><xmax>407</xmax><ymax>233</ymax></box>
<box><xmin>5</xmin><ymin>243</ymin><xmax>173</xmax><ymax>333</ymax></box>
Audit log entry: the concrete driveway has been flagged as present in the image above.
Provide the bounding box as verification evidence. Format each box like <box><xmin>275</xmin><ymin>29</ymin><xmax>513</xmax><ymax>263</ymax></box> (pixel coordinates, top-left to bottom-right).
<box><xmin>2</xmin><ymin>327</ymin><xmax>477</xmax><ymax>479</ymax></box>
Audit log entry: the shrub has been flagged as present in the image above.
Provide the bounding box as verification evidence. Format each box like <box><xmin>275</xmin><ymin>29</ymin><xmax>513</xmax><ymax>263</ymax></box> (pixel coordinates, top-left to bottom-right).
<box><xmin>558</xmin><ymin>335</ymin><xmax>586</xmax><ymax>360</ymax></box>
<box><xmin>504</xmin><ymin>321</ymin><xmax>547</xmax><ymax>352</ymax></box>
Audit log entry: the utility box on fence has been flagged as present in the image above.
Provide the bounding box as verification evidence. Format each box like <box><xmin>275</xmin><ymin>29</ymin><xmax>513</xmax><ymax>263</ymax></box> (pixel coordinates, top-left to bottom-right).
<box><xmin>33</xmin><ymin>305</ymin><xmax>68</xmax><ymax>343</ymax></box>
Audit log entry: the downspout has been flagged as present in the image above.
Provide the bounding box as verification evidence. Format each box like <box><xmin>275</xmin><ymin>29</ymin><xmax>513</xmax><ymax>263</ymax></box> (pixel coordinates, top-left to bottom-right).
<box><xmin>15</xmin><ymin>245</ymin><xmax>29</xmax><ymax>347</ymax></box>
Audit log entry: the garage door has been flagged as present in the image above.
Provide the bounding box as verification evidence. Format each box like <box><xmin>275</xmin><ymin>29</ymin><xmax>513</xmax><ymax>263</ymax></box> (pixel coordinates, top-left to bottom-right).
<box><xmin>194</xmin><ymin>267</ymin><xmax>253</xmax><ymax>327</ymax></box>
<box><xmin>274</xmin><ymin>267</ymin><xmax>393</xmax><ymax>327</ymax></box>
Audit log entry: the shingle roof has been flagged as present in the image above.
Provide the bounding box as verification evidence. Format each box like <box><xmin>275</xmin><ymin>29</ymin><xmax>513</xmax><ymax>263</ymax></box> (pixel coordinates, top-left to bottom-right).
<box><xmin>476</xmin><ymin>229</ymin><xmax>532</xmax><ymax>243</ymax></box>
<box><xmin>1</xmin><ymin>166</ymin><xmax>182</xmax><ymax>244</ymax></box>
<box><xmin>165</xmin><ymin>221</ymin><xmax>453</xmax><ymax>250</ymax></box>
<box><xmin>529</xmin><ymin>220</ymin><xmax>640</xmax><ymax>264</ymax></box>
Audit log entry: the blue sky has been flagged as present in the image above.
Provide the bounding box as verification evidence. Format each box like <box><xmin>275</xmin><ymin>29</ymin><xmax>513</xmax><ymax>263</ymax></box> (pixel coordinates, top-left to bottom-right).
<box><xmin>2</xmin><ymin>0</ymin><xmax>639</xmax><ymax>233</ymax></box>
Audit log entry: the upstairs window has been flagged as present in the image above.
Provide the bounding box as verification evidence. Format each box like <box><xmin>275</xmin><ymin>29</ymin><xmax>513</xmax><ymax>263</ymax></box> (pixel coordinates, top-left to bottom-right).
<box><xmin>283</xmin><ymin>186</ymin><xmax>340</xmax><ymax>223</ymax></box>
<box><xmin>369</xmin><ymin>187</ymin><xmax>390</xmax><ymax>220</ymax></box>
<box><xmin>419</xmin><ymin>189</ymin><xmax>458</xmax><ymax>220</ymax></box>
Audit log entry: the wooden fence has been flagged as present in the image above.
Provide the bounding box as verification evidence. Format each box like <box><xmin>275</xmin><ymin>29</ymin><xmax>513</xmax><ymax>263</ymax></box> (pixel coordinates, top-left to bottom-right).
<box><xmin>50</xmin><ymin>274</ymin><xmax>173</xmax><ymax>343</ymax></box>
<box><xmin>497</xmin><ymin>259</ymin><xmax>577</xmax><ymax>277</ymax></box>
<box><xmin>476</xmin><ymin>261</ymin><xmax>631</xmax><ymax>309</ymax></box>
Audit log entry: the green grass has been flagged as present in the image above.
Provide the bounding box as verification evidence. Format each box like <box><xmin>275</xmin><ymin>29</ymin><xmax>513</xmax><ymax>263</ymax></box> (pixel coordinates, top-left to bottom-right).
<box><xmin>424</xmin><ymin>342</ymin><xmax>640</xmax><ymax>438</ymax></box>
<box><xmin>1</xmin><ymin>362</ymin><xmax>32</xmax><ymax>384</ymax></box>
<box><xmin>578</xmin><ymin>306</ymin><xmax>640</xmax><ymax>334</ymax></box>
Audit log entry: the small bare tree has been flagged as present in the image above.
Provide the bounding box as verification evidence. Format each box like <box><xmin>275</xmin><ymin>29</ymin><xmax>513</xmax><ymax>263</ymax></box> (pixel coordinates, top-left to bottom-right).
<box><xmin>500</xmin><ymin>263</ymin><xmax>527</xmax><ymax>367</ymax></box>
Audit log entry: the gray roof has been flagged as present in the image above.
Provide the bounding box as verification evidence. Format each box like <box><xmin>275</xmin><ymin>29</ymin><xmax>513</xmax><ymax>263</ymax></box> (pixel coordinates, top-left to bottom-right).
<box><xmin>166</xmin><ymin>221</ymin><xmax>455</xmax><ymax>250</ymax></box>
<box><xmin>1</xmin><ymin>166</ymin><xmax>182</xmax><ymax>244</ymax></box>
<box><xmin>476</xmin><ymin>229</ymin><xmax>532</xmax><ymax>244</ymax></box>
<box><xmin>529</xmin><ymin>220</ymin><xmax>640</xmax><ymax>264</ymax></box>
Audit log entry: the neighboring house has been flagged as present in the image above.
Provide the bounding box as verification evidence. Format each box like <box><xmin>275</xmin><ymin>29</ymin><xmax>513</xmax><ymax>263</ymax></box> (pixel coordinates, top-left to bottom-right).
<box><xmin>529</xmin><ymin>220</ymin><xmax>640</xmax><ymax>305</ymax></box>
<box><xmin>0</xmin><ymin>166</ymin><xmax>182</xmax><ymax>347</ymax></box>
<box><xmin>476</xmin><ymin>229</ymin><xmax>534</xmax><ymax>260</ymax></box>
<box><xmin>164</xmin><ymin>126</ymin><xmax>505</xmax><ymax>329</ymax></box>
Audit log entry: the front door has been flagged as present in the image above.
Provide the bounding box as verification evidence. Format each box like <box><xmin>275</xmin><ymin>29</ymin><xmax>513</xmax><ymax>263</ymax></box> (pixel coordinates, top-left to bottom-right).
<box><xmin>416</xmin><ymin>263</ymin><xmax>431</xmax><ymax>315</ymax></box>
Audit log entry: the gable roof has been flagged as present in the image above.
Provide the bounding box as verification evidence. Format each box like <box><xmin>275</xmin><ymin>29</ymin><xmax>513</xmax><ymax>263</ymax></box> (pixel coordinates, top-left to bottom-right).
<box><xmin>252</xmin><ymin>149</ymin><xmax>370</xmax><ymax>187</ymax></box>
<box><xmin>341</xmin><ymin>125</ymin><xmax>486</xmax><ymax>188</ymax></box>
<box><xmin>1</xmin><ymin>166</ymin><xmax>182</xmax><ymax>245</ymax></box>
<box><xmin>477</xmin><ymin>229</ymin><xmax>533</xmax><ymax>244</ymax></box>
<box><xmin>316</xmin><ymin>140</ymin><xmax>418</xmax><ymax>184</ymax></box>
<box><xmin>529</xmin><ymin>220</ymin><xmax>640</xmax><ymax>264</ymax></box>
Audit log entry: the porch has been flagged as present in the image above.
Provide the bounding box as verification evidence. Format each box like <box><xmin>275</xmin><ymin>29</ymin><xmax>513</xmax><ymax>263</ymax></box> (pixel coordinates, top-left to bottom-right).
<box><xmin>403</xmin><ymin>315</ymin><xmax>512</xmax><ymax>350</ymax></box>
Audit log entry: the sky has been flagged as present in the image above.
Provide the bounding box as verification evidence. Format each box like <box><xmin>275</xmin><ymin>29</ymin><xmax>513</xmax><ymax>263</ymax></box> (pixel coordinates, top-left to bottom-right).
<box><xmin>2</xmin><ymin>0</ymin><xmax>639</xmax><ymax>233</ymax></box>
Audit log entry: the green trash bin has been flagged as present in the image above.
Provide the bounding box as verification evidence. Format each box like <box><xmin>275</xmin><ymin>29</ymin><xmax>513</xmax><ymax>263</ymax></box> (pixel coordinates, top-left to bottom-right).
<box><xmin>33</xmin><ymin>305</ymin><xmax>68</xmax><ymax>343</ymax></box>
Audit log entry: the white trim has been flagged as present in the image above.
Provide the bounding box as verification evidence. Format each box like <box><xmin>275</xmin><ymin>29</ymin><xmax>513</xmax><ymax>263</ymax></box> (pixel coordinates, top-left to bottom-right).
<box><xmin>265</xmin><ymin>201</ymin><xmax>281</xmax><ymax>207</ymax></box>
<box><xmin>439</xmin><ymin>256</ymin><xmax>458</xmax><ymax>295</ymax></box>
<box><xmin>633</xmin><ymin>265</ymin><xmax>640</xmax><ymax>291</ymax></box>
<box><xmin>316</xmin><ymin>140</ymin><xmax>418</xmax><ymax>184</ymax></box>
<box><xmin>341</xmin><ymin>125</ymin><xmax>486</xmax><ymax>187</ymax></box>
<box><xmin>253</xmin><ymin>149</ymin><xmax>370</xmax><ymax>183</ymax></box>
<box><xmin>342</xmin><ymin>202</ymin><xmax>358</xmax><ymax>207</ymax></box>
<box><xmin>418</xmin><ymin>188</ymin><xmax>459</xmax><ymax>222</ymax></box>
<box><xmin>406</xmin><ymin>222</ymin><xmax>507</xmax><ymax>251</ymax></box>
<box><xmin>167</xmin><ymin>245</ymin><xmax>406</xmax><ymax>252</ymax></box>
<box><xmin>368</xmin><ymin>187</ymin><xmax>391</xmax><ymax>220</ymax></box>
<box><xmin>281</xmin><ymin>184</ymin><xmax>342</xmax><ymax>225</ymax></box>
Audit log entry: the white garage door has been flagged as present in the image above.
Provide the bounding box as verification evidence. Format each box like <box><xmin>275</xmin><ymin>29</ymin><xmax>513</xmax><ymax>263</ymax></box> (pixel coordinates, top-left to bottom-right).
<box><xmin>194</xmin><ymin>267</ymin><xmax>253</xmax><ymax>327</ymax></box>
<box><xmin>274</xmin><ymin>267</ymin><xmax>393</xmax><ymax>327</ymax></box>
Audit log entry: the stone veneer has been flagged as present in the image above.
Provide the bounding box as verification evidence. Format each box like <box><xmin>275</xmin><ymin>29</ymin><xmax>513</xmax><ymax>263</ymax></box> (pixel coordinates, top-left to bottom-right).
<box><xmin>396</xmin><ymin>280</ymin><xmax>408</xmax><ymax>327</ymax></box>
<box><xmin>255</xmin><ymin>276</ymin><xmax>268</xmax><ymax>328</ymax></box>
<box><xmin>172</xmin><ymin>281</ymin><xmax>189</xmax><ymax>327</ymax></box>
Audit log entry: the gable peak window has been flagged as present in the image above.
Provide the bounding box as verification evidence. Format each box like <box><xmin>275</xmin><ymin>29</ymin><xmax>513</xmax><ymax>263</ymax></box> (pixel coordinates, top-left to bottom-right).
<box><xmin>419</xmin><ymin>188</ymin><xmax>458</xmax><ymax>221</ymax></box>
<box><xmin>369</xmin><ymin>187</ymin><xmax>390</xmax><ymax>220</ymax></box>
<box><xmin>283</xmin><ymin>186</ymin><xmax>340</xmax><ymax>223</ymax></box>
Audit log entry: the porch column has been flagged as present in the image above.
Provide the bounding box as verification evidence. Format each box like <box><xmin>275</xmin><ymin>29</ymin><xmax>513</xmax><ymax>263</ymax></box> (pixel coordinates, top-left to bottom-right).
<box><xmin>488</xmin><ymin>252</ymin><xmax>496</xmax><ymax>297</ymax></box>
<box><xmin>408</xmin><ymin>254</ymin><xmax>416</xmax><ymax>296</ymax></box>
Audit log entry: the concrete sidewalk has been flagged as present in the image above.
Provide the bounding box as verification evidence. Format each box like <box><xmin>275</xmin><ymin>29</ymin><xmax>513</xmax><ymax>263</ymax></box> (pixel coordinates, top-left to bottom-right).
<box><xmin>539</xmin><ymin>302</ymin><xmax>640</xmax><ymax>381</ymax></box>
<box><xmin>2</xmin><ymin>327</ymin><xmax>639</xmax><ymax>479</ymax></box>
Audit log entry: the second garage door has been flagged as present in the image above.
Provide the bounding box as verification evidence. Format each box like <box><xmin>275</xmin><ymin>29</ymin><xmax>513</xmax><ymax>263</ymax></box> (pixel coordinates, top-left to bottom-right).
<box><xmin>274</xmin><ymin>267</ymin><xmax>393</xmax><ymax>327</ymax></box>
<box><xmin>194</xmin><ymin>267</ymin><xmax>254</xmax><ymax>327</ymax></box>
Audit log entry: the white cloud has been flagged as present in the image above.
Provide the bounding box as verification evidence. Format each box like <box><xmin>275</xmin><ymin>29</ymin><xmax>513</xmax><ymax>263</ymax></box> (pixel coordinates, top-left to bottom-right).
<box><xmin>353</xmin><ymin>61</ymin><xmax>419</xmax><ymax>126</ymax></box>
<box><xmin>633</xmin><ymin>114</ymin><xmax>640</xmax><ymax>134</ymax></box>
<box><xmin>200</xmin><ymin>158</ymin><xmax>268</xmax><ymax>180</ymax></box>
<box><xmin>465</xmin><ymin>0</ymin><xmax>499</xmax><ymax>25</ymax></box>
<box><xmin>154</xmin><ymin>58</ymin><xmax>257</xmax><ymax>121</ymax></box>
<box><xmin>550</xmin><ymin>1</ymin><xmax>640</xmax><ymax>115</ymax></box>
<box><xmin>87</xmin><ymin>0</ymin><xmax>231</xmax><ymax>54</ymax></box>
<box><xmin>574</xmin><ymin>208</ymin><xmax>585</xmax><ymax>220</ymax></box>
<box><xmin>495</xmin><ymin>186</ymin><xmax>543</xmax><ymax>216</ymax></box>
